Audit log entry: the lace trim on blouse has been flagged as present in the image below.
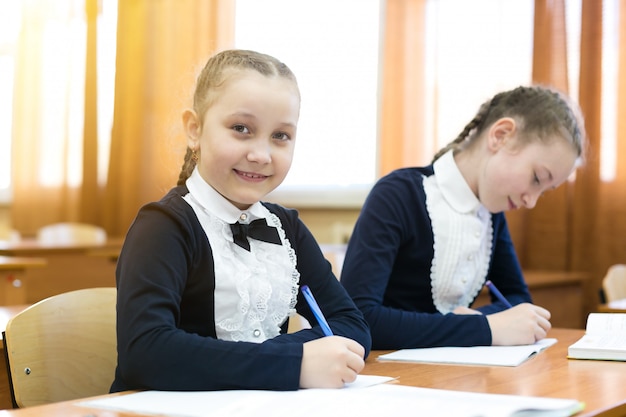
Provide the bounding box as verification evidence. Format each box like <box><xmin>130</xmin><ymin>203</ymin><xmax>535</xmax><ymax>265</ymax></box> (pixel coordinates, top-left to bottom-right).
<box><xmin>184</xmin><ymin>194</ymin><xmax>299</xmax><ymax>343</ymax></box>
<box><xmin>423</xmin><ymin>164</ymin><xmax>493</xmax><ymax>314</ymax></box>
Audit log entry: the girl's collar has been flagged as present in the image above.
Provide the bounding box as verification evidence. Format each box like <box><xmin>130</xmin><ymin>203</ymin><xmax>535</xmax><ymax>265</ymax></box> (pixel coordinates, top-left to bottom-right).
<box><xmin>433</xmin><ymin>150</ymin><xmax>482</xmax><ymax>214</ymax></box>
<box><xmin>185</xmin><ymin>168</ymin><xmax>266</xmax><ymax>223</ymax></box>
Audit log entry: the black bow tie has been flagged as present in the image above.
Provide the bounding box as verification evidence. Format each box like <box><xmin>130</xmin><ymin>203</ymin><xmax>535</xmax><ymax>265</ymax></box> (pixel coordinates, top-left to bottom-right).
<box><xmin>230</xmin><ymin>219</ymin><xmax>282</xmax><ymax>251</ymax></box>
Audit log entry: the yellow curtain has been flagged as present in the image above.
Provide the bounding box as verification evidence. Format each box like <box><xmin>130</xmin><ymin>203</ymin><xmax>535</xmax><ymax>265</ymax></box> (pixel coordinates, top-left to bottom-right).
<box><xmin>378</xmin><ymin>0</ymin><xmax>429</xmax><ymax>177</ymax></box>
<box><xmin>11</xmin><ymin>0</ymin><xmax>234</xmax><ymax>237</ymax></box>
<box><xmin>11</xmin><ymin>0</ymin><xmax>100</xmax><ymax>236</ymax></box>
<box><xmin>582</xmin><ymin>0</ymin><xmax>626</xmax><ymax>299</ymax></box>
<box><xmin>103</xmin><ymin>0</ymin><xmax>235</xmax><ymax>237</ymax></box>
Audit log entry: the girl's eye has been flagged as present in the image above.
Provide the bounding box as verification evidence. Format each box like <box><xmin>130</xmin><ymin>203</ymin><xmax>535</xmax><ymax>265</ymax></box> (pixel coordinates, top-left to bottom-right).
<box><xmin>272</xmin><ymin>132</ymin><xmax>291</xmax><ymax>141</ymax></box>
<box><xmin>233</xmin><ymin>124</ymin><xmax>249</xmax><ymax>134</ymax></box>
<box><xmin>533</xmin><ymin>172</ymin><xmax>540</xmax><ymax>185</ymax></box>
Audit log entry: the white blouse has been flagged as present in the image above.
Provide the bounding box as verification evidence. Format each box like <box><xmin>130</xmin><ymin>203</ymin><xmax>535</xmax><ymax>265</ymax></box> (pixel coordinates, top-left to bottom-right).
<box><xmin>423</xmin><ymin>151</ymin><xmax>493</xmax><ymax>314</ymax></box>
<box><xmin>183</xmin><ymin>168</ymin><xmax>299</xmax><ymax>343</ymax></box>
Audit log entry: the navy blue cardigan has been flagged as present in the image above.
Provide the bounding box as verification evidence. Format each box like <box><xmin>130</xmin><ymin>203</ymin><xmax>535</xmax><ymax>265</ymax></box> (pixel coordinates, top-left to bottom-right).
<box><xmin>341</xmin><ymin>166</ymin><xmax>531</xmax><ymax>349</ymax></box>
<box><xmin>111</xmin><ymin>186</ymin><xmax>371</xmax><ymax>392</ymax></box>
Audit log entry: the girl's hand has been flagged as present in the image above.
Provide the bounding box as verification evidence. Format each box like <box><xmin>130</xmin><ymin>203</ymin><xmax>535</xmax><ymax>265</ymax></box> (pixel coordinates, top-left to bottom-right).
<box><xmin>486</xmin><ymin>303</ymin><xmax>551</xmax><ymax>345</ymax></box>
<box><xmin>300</xmin><ymin>336</ymin><xmax>365</xmax><ymax>389</ymax></box>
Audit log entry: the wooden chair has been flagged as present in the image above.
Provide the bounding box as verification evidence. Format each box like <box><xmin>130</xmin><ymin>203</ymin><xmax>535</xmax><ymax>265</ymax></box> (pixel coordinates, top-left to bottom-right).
<box><xmin>3</xmin><ymin>287</ymin><xmax>117</xmax><ymax>408</ymax></box>
<box><xmin>602</xmin><ymin>264</ymin><xmax>626</xmax><ymax>303</ymax></box>
<box><xmin>36</xmin><ymin>222</ymin><xmax>107</xmax><ymax>245</ymax></box>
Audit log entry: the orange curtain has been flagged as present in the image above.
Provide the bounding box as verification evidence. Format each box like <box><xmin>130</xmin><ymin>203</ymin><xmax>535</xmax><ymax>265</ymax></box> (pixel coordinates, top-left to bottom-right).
<box><xmin>378</xmin><ymin>0</ymin><xmax>429</xmax><ymax>177</ymax></box>
<box><xmin>11</xmin><ymin>0</ymin><xmax>101</xmax><ymax>236</ymax></box>
<box><xmin>81</xmin><ymin>0</ymin><xmax>101</xmax><ymax>223</ymax></box>
<box><xmin>103</xmin><ymin>0</ymin><xmax>235</xmax><ymax>237</ymax></box>
<box><xmin>581</xmin><ymin>0</ymin><xmax>626</xmax><ymax>301</ymax></box>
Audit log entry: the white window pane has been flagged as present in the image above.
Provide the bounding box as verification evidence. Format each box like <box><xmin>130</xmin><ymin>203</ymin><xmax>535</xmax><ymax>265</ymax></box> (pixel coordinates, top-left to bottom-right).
<box><xmin>0</xmin><ymin>1</ymin><xmax>20</xmax><ymax>203</ymax></box>
<box><xmin>0</xmin><ymin>57</ymin><xmax>13</xmax><ymax>193</ymax></box>
<box><xmin>38</xmin><ymin>18</ymin><xmax>86</xmax><ymax>187</ymax></box>
<box><xmin>425</xmin><ymin>0</ymin><xmax>534</xmax><ymax>149</ymax></box>
<box><xmin>600</xmin><ymin>0</ymin><xmax>618</xmax><ymax>182</ymax></box>
<box><xmin>97</xmin><ymin>0</ymin><xmax>117</xmax><ymax>186</ymax></box>
<box><xmin>235</xmin><ymin>0</ymin><xmax>380</xmax><ymax>196</ymax></box>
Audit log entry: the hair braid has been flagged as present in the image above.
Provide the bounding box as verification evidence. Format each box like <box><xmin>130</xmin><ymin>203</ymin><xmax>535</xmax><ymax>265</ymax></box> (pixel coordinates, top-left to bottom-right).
<box><xmin>431</xmin><ymin>85</ymin><xmax>586</xmax><ymax>165</ymax></box>
<box><xmin>177</xmin><ymin>148</ymin><xmax>197</xmax><ymax>186</ymax></box>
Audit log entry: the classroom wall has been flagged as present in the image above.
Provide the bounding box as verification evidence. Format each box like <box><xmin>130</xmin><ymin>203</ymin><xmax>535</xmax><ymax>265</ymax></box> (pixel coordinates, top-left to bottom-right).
<box><xmin>296</xmin><ymin>208</ymin><xmax>361</xmax><ymax>244</ymax></box>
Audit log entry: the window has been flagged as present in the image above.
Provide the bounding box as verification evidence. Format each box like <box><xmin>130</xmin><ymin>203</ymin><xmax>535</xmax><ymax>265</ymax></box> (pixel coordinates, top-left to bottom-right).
<box><xmin>235</xmin><ymin>0</ymin><xmax>537</xmax><ymax>207</ymax></box>
<box><xmin>235</xmin><ymin>0</ymin><xmax>381</xmax><ymax>207</ymax></box>
<box><xmin>0</xmin><ymin>2</ymin><xmax>20</xmax><ymax>203</ymax></box>
<box><xmin>424</xmin><ymin>0</ymin><xmax>534</xmax><ymax>150</ymax></box>
<box><xmin>600</xmin><ymin>0</ymin><xmax>618</xmax><ymax>182</ymax></box>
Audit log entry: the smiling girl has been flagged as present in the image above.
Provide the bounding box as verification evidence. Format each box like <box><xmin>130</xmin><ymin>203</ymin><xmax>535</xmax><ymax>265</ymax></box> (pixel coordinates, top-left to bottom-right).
<box><xmin>111</xmin><ymin>49</ymin><xmax>370</xmax><ymax>392</ymax></box>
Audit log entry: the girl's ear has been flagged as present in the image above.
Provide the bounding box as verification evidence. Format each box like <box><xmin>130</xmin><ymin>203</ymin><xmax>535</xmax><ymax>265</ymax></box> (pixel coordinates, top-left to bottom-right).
<box><xmin>182</xmin><ymin>109</ymin><xmax>201</xmax><ymax>149</ymax></box>
<box><xmin>487</xmin><ymin>117</ymin><xmax>517</xmax><ymax>152</ymax></box>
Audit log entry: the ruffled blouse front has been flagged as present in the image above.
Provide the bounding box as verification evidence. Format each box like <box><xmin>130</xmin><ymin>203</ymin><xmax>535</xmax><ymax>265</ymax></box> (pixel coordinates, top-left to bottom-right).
<box><xmin>423</xmin><ymin>151</ymin><xmax>493</xmax><ymax>314</ymax></box>
<box><xmin>183</xmin><ymin>169</ymin><xmax>299</xmax><ymax>343</ymax></box>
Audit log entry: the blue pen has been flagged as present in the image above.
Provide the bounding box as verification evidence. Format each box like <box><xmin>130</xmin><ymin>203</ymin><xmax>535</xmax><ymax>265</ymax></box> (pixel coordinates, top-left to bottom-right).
<box><xmin>301</xmin><ymin>285</ymin><xmax>334</xmax><ymax>336</ymax></box>
<box><xmin>485</xmin><ymin>280</ymin><xmax>513</xmax><ymax>308</ymax></box>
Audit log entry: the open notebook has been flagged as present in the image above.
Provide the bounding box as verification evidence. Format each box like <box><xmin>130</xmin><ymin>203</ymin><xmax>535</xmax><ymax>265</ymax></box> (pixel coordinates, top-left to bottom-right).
<box><xmin>377</xmin><ymin>338</ymin><xmax>557</xmax><ymax>366</ymax></box>
<box><xmin>80</xmin><ymin>382</ymin><xmax>583</xmax><ymax>417</ymax></box>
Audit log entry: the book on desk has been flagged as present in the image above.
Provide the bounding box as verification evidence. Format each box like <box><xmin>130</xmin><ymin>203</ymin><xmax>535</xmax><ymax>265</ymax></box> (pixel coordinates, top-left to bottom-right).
<box><xmin>568</xmin><ymin>313</ymin><xmax>626</xmax><ymax>361</ymax></box>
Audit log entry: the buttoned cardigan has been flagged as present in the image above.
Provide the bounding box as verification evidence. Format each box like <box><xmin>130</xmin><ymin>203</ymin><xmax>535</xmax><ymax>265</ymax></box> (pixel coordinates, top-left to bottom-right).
<box><xmin>340</xmin><ymin>166</ymin><xmax>531</xmax><ymax>349</ymax></box>
<box><xmin>111</xmin><ymin>185</ymin><xmax>371</xmax><ymax>392</ymax></box>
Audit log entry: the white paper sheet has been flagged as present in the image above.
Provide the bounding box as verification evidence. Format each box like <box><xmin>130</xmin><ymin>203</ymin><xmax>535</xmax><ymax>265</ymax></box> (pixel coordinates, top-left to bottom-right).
<box><xmin>377</xmin><ymin>338</ymin><xmax>557</xmax><ymax>366</ymax></box>
<box><xmin>78</xmin><ymin>380</ymin><xmax>583</xmax><ymax>417</ymax></box>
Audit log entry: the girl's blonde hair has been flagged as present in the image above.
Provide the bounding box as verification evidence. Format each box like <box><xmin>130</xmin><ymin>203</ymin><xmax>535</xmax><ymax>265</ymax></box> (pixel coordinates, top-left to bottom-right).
<box><xmin>432</xmin><ymin>85</ymin><xmax>587</xmax><ymax>165</ymax></box>
<box><xmin>177</xmin><ymin>49</ymin><xmax>299</xmax><ymax>186</ymax></box>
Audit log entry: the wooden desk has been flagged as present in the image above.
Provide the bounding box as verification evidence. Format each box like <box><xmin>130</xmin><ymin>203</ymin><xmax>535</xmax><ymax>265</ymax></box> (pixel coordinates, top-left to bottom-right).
<box><xmin>0</xmin><ymin>257</ymin><xmax>46</xmax><ymax>305</ymax></box>
<box><xmin>0</xmin><ymin>305</ymin><xmax>31</xmax><ymax>410</ymax></box>
<box><xmin>0</xmin><ymin>328</ymin><xmax>623</xmax><ymax>416</ymax></box>
<box><xmin>598</xmin><ymin>299</ymin><xmax>626</xmax><ymax>313</ymax></box>
<box><xmin>0</xmin><ymin>238</ymin><xmax>123</xmax><ymax>304</ymax></box>
<box><xmin>364</xmin><ymin>328</ymin><xmax>626</xmax><ymax>417</ymax></box>
<box><xmin>474</xmin><ymin>270</ymin><xmax>590</xmax><ymax>328</ymax></box>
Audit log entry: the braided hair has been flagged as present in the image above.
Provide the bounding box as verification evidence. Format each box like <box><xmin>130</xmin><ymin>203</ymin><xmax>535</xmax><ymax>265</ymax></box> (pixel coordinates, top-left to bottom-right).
<box><xmin>176</xmin><ymin>49</ymin><xmax>299</xmax><ymax>186</ymax></box>
<box><xmin>431</xmin><ymin>85</ymin><xmax>586</xmax><ymax>165</ymax></box>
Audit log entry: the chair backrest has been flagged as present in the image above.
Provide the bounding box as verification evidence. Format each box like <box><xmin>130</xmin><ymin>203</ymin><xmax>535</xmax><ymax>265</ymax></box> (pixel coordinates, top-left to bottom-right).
<box><xmin>602</xmin><ymin>264</ymin><xmax>626</xmax><ymax>303</ymax></box>
<box><xmin>3</xmin><ymin>287</ymin><xmax>117</xmax><ymax>407</ymax></box>
<box><xmin>36</xmin><ymin>222</ymin><xmax>107</xmax><ymax>245</ymax></box>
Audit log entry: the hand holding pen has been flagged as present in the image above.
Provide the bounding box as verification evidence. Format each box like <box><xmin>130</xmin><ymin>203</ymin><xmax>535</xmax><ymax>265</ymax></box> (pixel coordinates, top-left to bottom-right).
<box><xmin>299</xmin><ymin>285</ymin><xmax>365</xmax><ymax>388</ymax></box>
<box><xmin>483</xmin><ymin>280</ymin><xmax>552</xmax><ymax>345</ymax></box>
